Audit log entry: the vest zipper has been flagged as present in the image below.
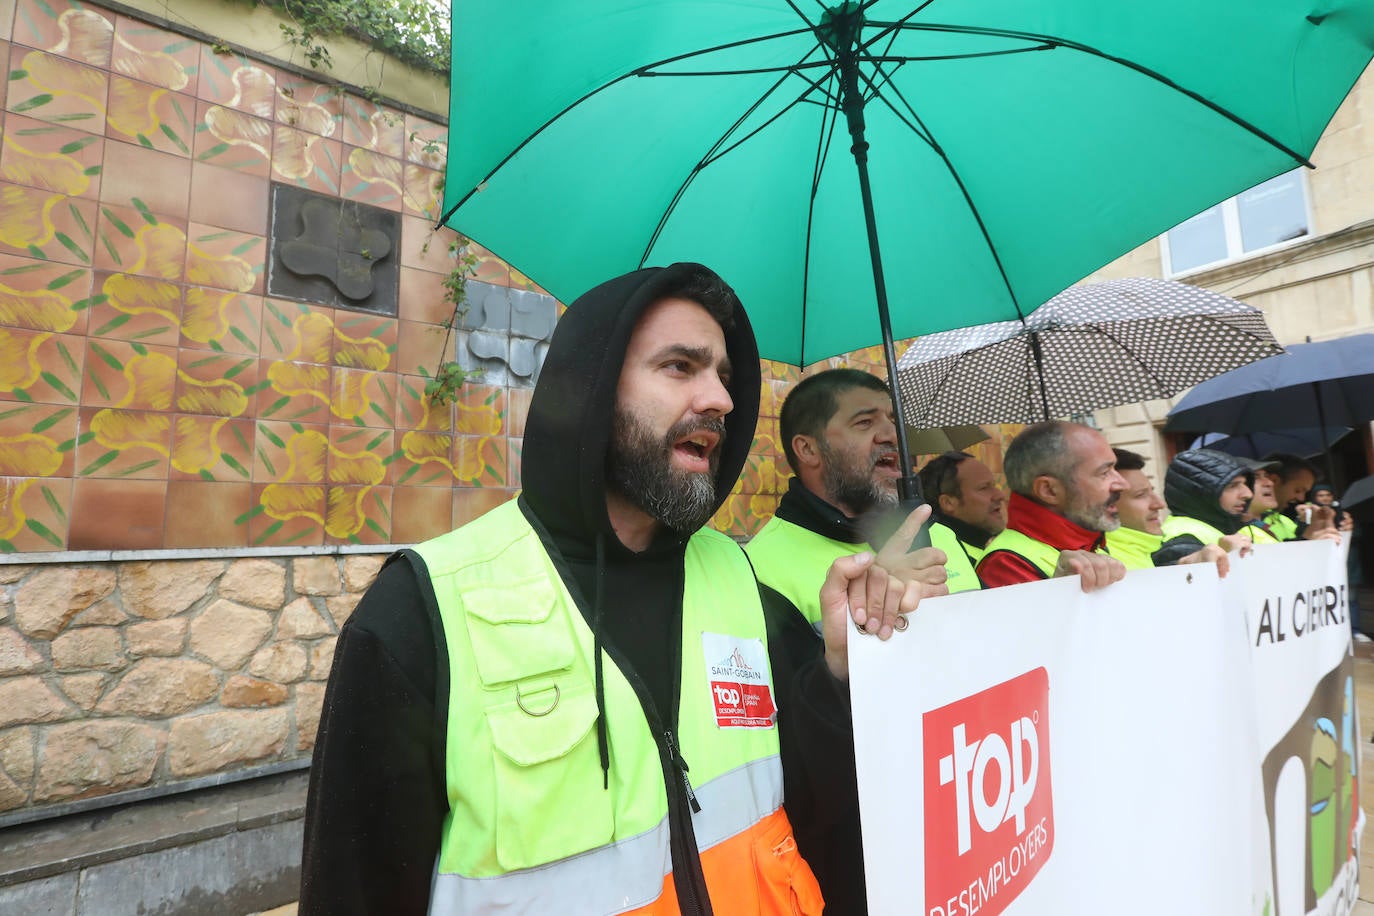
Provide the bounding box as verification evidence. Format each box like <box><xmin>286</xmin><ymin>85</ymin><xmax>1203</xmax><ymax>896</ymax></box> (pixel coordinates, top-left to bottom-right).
<box><xmin>597</xmin><ymin>640</ymin><xmax>713</xmax><ymax>915</ymax></box>
<box><xmin>665</xmin><ymin>728</ymin><xmax>702</xmax><ymax>813</ymax></box>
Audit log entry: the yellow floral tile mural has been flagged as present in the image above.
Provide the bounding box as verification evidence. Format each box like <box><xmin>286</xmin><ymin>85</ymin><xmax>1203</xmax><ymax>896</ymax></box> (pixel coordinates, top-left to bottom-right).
<box><xmin>0</xmin><ymin>0</ymin><xmax>1018</xmax><ymax>552</ymax></box>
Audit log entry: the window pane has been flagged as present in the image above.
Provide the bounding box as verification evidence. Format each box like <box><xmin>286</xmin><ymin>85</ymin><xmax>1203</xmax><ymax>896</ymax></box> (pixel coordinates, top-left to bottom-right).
<box><xmin>1237</xmin><ymin>169</ymin><xmax>1307</xmax><ymax>253</ymax></box>
<box><xmin>1166</xmin><ymin>205</ymin><xmax>1227</xmax><ymax>273</ymax></box>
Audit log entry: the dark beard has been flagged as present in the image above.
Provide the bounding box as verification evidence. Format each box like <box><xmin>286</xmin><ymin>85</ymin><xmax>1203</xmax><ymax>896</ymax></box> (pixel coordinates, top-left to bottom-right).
<box><xmin>607</xmin><ymin>408</ymin><xmax>725</xmax><ymax>533</ymax></box>
<box><xmin>818</xmin><ymin>440</ymin><xmax>898</xmax><ymax>516</ymax></box>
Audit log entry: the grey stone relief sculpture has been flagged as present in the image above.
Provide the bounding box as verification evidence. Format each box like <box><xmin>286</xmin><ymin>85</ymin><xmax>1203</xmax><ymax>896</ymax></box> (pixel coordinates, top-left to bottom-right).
<box><xmin>454</xmin><ymin>280</ymin><xmax>558</xmax><ymax>388</ymax></box>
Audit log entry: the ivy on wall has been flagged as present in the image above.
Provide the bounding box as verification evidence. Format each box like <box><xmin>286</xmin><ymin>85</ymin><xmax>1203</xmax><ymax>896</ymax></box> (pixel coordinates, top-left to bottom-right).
<box><xmin>261</xmin><ymin>0</ymin><xmax>450</xmax><ymax>74</ymax></box>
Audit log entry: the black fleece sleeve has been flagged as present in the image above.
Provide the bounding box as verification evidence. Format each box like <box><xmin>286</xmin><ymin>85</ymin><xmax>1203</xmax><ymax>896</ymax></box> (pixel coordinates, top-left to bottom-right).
<box><xmin>299</xmin><ymin>556</ymin><xmax>448</xmax><ymax>916</ymax></box>
<box><xmin>762</xmin><ymin>585</ymin><xmax>869</xmax><ymax>916</ymax></box>
<box><xmin>1151</xmin><ymin>533</ymin><xmax>1206</xmax><ymax>567</ymax></box>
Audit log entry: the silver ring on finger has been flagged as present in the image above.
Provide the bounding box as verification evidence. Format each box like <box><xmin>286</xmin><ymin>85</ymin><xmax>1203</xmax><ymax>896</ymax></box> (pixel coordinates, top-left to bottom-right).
<box><xmin>893</xmin><ymin>615</ymin><xmax>909</xmax><ymax>632</ymax></box>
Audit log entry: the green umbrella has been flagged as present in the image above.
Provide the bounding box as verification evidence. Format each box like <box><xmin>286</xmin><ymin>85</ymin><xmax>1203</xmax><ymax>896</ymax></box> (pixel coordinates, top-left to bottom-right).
<box><xmin>440</xmin><ymin>0</ymin><xmax>1372</xmax><ymax>494</ymax></box>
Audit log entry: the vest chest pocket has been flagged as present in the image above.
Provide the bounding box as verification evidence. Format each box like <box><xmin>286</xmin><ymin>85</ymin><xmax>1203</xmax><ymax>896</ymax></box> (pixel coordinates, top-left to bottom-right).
<box><xmin>487</xmin><ymin>686</ymin><xmax>615</xmax><ymax>871</ymax></box>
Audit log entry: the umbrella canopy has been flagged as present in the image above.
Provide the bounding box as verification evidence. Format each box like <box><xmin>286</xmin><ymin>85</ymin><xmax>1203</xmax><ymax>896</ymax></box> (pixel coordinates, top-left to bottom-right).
<box><xmin>1188</xmin><ymin>427</ymin><xmax>1353</xmax><ymax>460</ymax></box>
<box><xmin>893</xmin><ymin>278</ymin><xmax>1280</xmax><ymax>425</ymax></box>
<box><xmin>441</xmin><ymin>1</ymin><xmax>1370</xmax><ymax>366</ymax></box>
<box><xmin>1164</xmin><ymin>334</ymin><xmax>1374</xmax><ymax>433</ymax></box>
<box><xmin>905</xmin><ymin>423</ymin><xmax>989</xmax><ymax>456</ymax></box>
<box><xmin>1344</xmin><ymin>476</ymin><xmax>1374</xmax><ymax>512</ymax></box>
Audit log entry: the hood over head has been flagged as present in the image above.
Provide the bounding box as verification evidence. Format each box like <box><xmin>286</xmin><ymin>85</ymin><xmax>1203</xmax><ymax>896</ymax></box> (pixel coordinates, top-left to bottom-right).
<box><xmin>1163</xmin><ymin>448</ymin><xmax>1253</xmax><ymax>535</ymax></box>
<box><xmin>522</xmin><ymin>262</ymin><xmax>760</xmax><ymax>555</ymax></box>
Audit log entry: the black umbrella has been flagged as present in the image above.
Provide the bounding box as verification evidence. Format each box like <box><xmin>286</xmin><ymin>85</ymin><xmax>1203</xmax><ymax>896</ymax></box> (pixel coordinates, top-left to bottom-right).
<box><xmin>1165</xmin><ymin>333</ymin><xmax>1374</xmax><ymax>483</ymax></box>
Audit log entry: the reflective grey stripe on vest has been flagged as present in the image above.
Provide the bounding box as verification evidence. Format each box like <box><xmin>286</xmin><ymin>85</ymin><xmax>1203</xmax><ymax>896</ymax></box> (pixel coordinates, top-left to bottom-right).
<box><xmin>428</xmin><ymin>755</ymin><xmax>784</xmax><ymax>916</ymax></box>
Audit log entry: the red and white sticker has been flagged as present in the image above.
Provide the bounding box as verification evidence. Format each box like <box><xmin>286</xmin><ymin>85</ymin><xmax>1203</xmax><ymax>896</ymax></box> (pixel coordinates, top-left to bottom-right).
<box><xmin>701</xmin><ymin>633</ymin><xmax>776</xmax><ymax>728</ymax></box>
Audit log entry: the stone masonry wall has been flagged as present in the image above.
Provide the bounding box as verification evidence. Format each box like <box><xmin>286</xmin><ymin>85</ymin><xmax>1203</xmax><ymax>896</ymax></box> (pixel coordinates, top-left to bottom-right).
<box><xmin>0</xmin><ymin>553</ymin><xmax>383</xmax><ymax>818</ymax></box>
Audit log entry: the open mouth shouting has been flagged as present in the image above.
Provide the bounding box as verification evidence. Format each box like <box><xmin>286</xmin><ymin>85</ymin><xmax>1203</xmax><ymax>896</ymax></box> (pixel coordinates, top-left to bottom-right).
<box><xmin>670</xmin><ymin>419</ymin><xmax>726</xmax><ymax>474</ymax></box>
<box><xmin>871</xmin><ymin>450</ymin><xmax>901</xmax><ymax>480</ymax></box>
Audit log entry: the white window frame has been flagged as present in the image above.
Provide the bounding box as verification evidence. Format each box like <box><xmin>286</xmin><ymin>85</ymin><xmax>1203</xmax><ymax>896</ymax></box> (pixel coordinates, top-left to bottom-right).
<box><xmin>1161</xmin><ymin>168</ymin><xmax>1314</xmax><ymax>277</ymax></box>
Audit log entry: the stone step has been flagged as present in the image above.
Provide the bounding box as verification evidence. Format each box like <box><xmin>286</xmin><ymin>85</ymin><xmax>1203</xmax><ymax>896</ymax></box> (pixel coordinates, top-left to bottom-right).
<box><xmin>0</xmin><ymin>770</ymin><xmax>305</xmax><ymax>915</ymax></box>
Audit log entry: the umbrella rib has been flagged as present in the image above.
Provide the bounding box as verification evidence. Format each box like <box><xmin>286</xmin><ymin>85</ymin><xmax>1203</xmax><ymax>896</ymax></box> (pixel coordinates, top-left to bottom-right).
<box><xmin>437</xmin><ymin>26</ymin><xmax>818</xmax><ymax>224</ymax></box>
<box><xmin>860</xmin><ymin>67</ymin><xmax>1026</xmax><ymax>320</ymax></box>
<box><xmin>800</xmin><ymin>71</ymin><xmax>844</xmax><ymax>365</ymax></box>
<box><xmin>638</xmin><ymin>50</ymin><xmax>837</xmax><ymax>266</ymax></box>
<box><xmin>873</xmin><ymin>21</ymin><xmax>1315</xmax><ymax>168</ymax></box>
<box><xmin>644</xmin><ymin>48</ymin><xmax>1047</xmax><ymax>78</ymax></box>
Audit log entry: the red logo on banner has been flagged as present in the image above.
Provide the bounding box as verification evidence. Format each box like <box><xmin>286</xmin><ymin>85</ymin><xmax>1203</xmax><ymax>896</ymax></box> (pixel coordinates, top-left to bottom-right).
<box><xmin>923</xmin><ymin>667</ymin><xmax>1053</xmax><ymax>916</ymax></box>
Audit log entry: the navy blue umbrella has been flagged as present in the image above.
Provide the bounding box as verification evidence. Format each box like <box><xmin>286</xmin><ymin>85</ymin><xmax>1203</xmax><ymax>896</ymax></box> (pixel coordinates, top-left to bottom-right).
<box><xmin>1188</xmin><ymin>427</ymin><xmax>1353</xmax><ymax>460</ymax></box>
<box><xmin>1166</xmin><ymin>333</ymin><xmax>1374</xmax><ymax>482</ymax></box>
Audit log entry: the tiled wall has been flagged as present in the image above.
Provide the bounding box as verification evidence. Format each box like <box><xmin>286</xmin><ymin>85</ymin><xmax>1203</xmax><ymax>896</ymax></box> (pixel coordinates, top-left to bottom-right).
<box><xmin>0</xmin><ymin>0</ymin><xmax>537</xmax><ymax>552</ymax></box>
<box><xmin>0</xmin><ymin>0</ymin><xmax>1012</xmax><ymax>554</ymax></box>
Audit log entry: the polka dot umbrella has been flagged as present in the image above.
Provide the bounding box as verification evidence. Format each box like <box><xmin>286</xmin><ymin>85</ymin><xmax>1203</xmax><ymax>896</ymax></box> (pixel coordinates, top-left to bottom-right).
<box><xmin>895</xmin><ymin>278</ymin><xmax>1281</xmax><ymax>426</ymax></box>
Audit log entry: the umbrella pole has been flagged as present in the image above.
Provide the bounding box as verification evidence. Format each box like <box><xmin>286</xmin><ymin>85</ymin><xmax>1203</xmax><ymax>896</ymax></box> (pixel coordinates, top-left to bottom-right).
<box><xmin>829</xmin><ymin>9</ymin><xmax>922</xmax><ymax>504</ymax></box>
<box><xmin>1029</xmin><ymin>330</ymin><xmax>1051</xmax><ymax>422</ymax></box>
<box><xmin>1313</xmin><ymin>381</ymin><xmax>1338</xmax><ymax>485</ymax></box>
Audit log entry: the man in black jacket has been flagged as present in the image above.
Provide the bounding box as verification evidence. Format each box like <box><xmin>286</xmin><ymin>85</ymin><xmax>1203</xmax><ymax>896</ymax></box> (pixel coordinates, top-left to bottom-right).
<box><xmin>1153</xmin><ymin>448</ymin><xmax>1254</xmax><ymax>566</ymax></box>
<box><xmin>299</xmin><ymin>263</ymin><xmax>933</xmax><ymax>914</ymax></box>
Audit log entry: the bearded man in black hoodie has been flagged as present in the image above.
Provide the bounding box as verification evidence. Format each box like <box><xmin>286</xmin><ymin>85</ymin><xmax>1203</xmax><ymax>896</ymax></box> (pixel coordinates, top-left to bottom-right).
<box><xmin>299</xmin><ymin>263</ymin><xmax>931</xmax><ymax>915</ymax></box>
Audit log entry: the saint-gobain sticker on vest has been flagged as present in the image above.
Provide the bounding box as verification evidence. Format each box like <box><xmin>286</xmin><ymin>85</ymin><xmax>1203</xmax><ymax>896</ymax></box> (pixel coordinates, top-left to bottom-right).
<box><xmin>923</xmin><ymin>667</ymin><xmax>1053</xmax><ymax>916</ymax></box>
<box><xmin>701</xmin><ymin>633</ymin><xmax>776</xmax><ymax>728</ymax></box>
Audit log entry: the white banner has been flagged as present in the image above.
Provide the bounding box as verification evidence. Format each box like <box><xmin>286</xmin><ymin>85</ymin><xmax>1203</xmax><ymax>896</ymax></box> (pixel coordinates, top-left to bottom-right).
<box><xmin>851</xmin><ymin>540</ymin><xmax>1359</xmax><ymax>916</ymax></box>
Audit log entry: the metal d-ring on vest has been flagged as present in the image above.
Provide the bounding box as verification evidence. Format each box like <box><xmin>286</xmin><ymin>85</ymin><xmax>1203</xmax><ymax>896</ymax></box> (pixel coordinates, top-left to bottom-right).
<box><xmin>515</xmin><ymin>683</ymin><xmax>560</xmax><ymax>717</ymax></box>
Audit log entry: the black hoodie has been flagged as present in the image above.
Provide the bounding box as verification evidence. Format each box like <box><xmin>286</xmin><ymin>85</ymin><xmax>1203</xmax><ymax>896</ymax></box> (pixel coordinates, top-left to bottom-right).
<box><xmin>1152</xmin><ymin>449</ymin><xmax>1252</xmax><ymax>566</ymax></box>
<box><xmin>300</xmin><ymin>264</ymin><xmax>852</xmax><ymax>915</ymax></box>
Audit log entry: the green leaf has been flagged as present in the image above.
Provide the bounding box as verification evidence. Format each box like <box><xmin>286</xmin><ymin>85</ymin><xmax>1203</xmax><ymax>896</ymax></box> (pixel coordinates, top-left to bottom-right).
<box><xmin>258</xmin><ymin>424</ymin><xmax>286</xmax><ymax>448</ymax></box>
<box><xmin>198</xmin><ymin>141</ymin><xmax>231</xmax><ymax>161</ymax></box>
<box><xmin>129</xmin><ymin>326</ymin><xmax>170</xmax><ymax>341</ymax></box>
<box><xmin>366</xmin><ymin>518</ymin><xmax>387</xmax><ymax>539</ymax></box>
<box><xmin>13</xmin><ymin>93</ymin><xmax>55</xmax><ymax>113</ymax></box>
<box><xmin>83</xmin><ymin>165</ymin><xmax>101</xmax><ymax>176</ymax></box>
<box><xmin>209</xmin><ymin>339</ymin><xmax>225</xmax><ymax>352</ymax></box>
<box><xmin>79</xmin><ymin>450</ymin><xmax>120</xmax><ymax>476</ymax></box>
<box><xmin>69</xmin><ymin>204</ymin><xmax>92</xmax><ymax>238</ymax></box>
<box><xmin>229</xmin><ymin>326</ymin><xmax>256</xmax><ymax>351</ymax></box>
<box><xmin>92</xmin><ymin>312</ymin><xmax>134</xmax><ymax>336</ymax></box>
<box><xmin>223</xmin><ymin>358</ymin><xmax>253</xmax><ymax>380</ymax></box>
<box><xmin>39</xmin><ymin>372</ymin><xmax>78</xmax><ymax>401</ymax></box>
<box><xmin>257</xmin><ymin>450</ymin><xmax>277</xmax><ymax>477</ymax></box>
<box><xmin>0</xmin><ymin>406</ymin><xmax>29</xmax><ymax>422</ymax></box>
<box><xmin>235</xmin><ymin>503</ymin><xmax>267</xmax><ymax>526</ymax></box>
<box><xmin>115</xmin><ymin>459</ymin><xmax>161</xmax><ymax>477</ymax></box>
<box><xmin>188</xmin><ymin>355</ymin><xmax>221</xmax><ymax>369</ymax></box>
<box><xmin>46</xmin><ymin>268</ymin><xmax>85</xmax><ymax>291</ymax></box>
<box><xmin>58</xmin><ymin>137</ymin><xmax>98</xmax><ymax>155</ymax></box>
<box><xmin>230</xmin><ymin>424</ymin><xmax>250</xmax><ymax>452</ymax></box>
<box><xmin>56</xmin><ymin>339</ymin><xmax>79</xmax><ymax>375</ymax></box>
<box><xmin>54</xmin><ymin>232</ymin><xmax>89</xmax><ymax>264</ymax></box>
<box><xmin>32</xmin><ymin>409</ymin><xmax>73</xmax><ymax>434</ymax></box>
<box><xmin>159</xmin><ymin>123</ymin><xmax>190</xmax><ymax>155</ymax></box>
<box><xmin>365</xmin><ymin>431</ymin><xmax>389</xmax><ymax>450</ymax></box>
<box><xmin>130</xmin><ymin>342</ymin><xmax>148</xmax><ymax>356</ymax></box>
<box><xmin>25</xmin><ymin>519</ymin><xmax>63</xmax><ymax>548</ymax></box>
<box><xmin>199</xmin><ymin>468</ymin><xmax>215</xmax><ymax>481</ymax></box>
<box><xmin>396</xmin><ymin>464</ymin><xmax>420</xmax><ymax>485</ymax></box>
<box><xmin>89</xmin><ymin>340</ymin><xmax>123</xmax><ymax>372</ymax></box>
<box><xmin>137</xmin><ymin>134</ymin><xmax>154</xmax><ymax>150</ymax></box>
<box><xmin>132</xmin><ymin>198</ymin><xmax>158</xmax><ymax>225</ymax></box>
<box><xmin>261</xmin><ymin>395</ymin><xmax>291</xmax><ymax>418</ymax></box>
<box><xmin>231</xmin><ymin>238</ymin><xmax>260</xmax><ymax>257</ymax></box>
<box><xmin>89</xmin><ymin>373</ymin><xmax>109</xmax><ymax>401</ymax></box>
<box><xmin>222</xmin><ymin>454</ymin><xmax>250</xmax><ymax>478</ymax></box>
<box><xmin>26</xmin><ymin>245</ymin><xmax>46</xmax><ymax>260</ymax></box>
<box><xmin>252</xmin><ymin>519</ymin><xmax>285</xmax><ymax>545</ymax></box>
<box><xmin>70</xmin><ymin>293</ymin><xmax>107</xmax><ymax>311</ymax></box>
<box><xmin>242</xmin><ymin>379</ymin><xmax>273</xmax><ymax>396</ymax></box>
<box><xmin>265</xmin><ymin>300</ymin><xmax>291</xmax><ymax>328</ymax></box>
<box><xmin>41</xmin><ymin>485</ymin><xmax>67</xmax><ymax>523</ymax></box>
<box><xmin>11</xmin><ymin>389</ymin><xmax>34</xmax><ymax>403</ymax></box>
<box><xmin>52</xmin><ymin>114</ymin><xmax>97</xmax><ymax>124</ymax></box>
<box><xmin>102</xmin><ymin>207</ymin><xmax>136</xmax><ymax>239</ymax></box>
